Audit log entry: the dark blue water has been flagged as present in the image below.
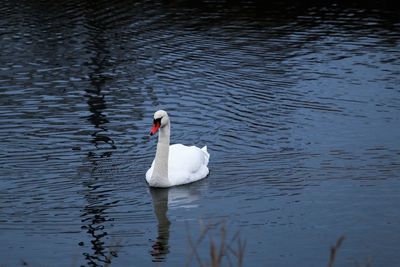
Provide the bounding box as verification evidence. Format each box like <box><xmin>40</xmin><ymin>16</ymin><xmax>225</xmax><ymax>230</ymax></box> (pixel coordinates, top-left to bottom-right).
<box><xmin>1</xmin><ymin>1</ymin><xmax>399</xmax><ymax>266</ymax></box>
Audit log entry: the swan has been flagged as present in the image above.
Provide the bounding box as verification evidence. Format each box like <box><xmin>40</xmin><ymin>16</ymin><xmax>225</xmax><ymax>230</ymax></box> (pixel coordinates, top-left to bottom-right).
<box><xmin>146</xmin><ymin>110</ymin><xmax>210</xmax><ymax>188</ymax></box>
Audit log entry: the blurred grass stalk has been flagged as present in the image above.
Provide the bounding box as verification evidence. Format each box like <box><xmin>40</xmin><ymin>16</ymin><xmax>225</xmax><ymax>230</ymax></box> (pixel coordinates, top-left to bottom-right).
<box><xmin>186</xmin><ymin>222</ymin><xmax>352</xmax><ymax>267</ymax></box>
<box><xmin>186</xmin><ymin>222</ymin><xmax>246</xmax><ymax>267</ymax></box>
<box><xmin>327</xmin><ymin>235</ymin><xmax>346</xmax><ymax>267</ymax></box>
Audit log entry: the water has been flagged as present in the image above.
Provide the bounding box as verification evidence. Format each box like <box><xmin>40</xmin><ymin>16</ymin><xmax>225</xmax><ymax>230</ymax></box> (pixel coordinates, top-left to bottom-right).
<box><xmin>1</xmin><ymin>0</ymin><xmax>399</xmax><ymax>266</ymax></box>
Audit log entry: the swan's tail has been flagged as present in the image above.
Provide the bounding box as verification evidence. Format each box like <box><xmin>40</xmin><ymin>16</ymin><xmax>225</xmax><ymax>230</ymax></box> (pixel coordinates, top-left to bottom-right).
<box><xmin>201</xmin><ymin>146</ymin><xmax>210</xmax><ymax>163</ymax></box>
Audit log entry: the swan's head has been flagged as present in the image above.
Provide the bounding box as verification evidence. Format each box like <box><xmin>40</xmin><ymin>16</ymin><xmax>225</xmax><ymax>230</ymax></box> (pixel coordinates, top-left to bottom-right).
<box><xmin>150</xmin><ymin>110</ymin><xmax>169</xmax><ymax>136</ymax></box>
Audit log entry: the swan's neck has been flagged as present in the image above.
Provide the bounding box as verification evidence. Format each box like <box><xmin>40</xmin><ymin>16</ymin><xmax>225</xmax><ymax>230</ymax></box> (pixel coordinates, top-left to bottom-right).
<box><xmin>151</xmin><ymin>123</ymin><xmax>170</xmax><ymax>187</ymax></box>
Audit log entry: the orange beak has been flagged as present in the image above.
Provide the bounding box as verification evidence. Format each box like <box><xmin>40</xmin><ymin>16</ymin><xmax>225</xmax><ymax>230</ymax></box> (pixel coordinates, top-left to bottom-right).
<box><xmin>150</xmin><ymin>120</ymin><xmax>161</xmax><ymax>136</ymax></box>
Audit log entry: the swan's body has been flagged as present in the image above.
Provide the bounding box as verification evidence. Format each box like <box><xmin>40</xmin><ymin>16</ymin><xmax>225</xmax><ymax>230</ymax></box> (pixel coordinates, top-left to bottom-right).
<box><xmin>146</xmin><ymin>110</ymin><xmax>210</xmax><ymax>188</ymax></box>
<box><xmin>146</xmin><ymin>144</ymin><xmax>209</xmax><ymax>187</ymax></box>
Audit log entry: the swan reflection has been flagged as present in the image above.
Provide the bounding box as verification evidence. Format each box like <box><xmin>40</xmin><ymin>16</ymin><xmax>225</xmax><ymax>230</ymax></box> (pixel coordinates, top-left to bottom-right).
<box><xmin>149</xmin><ymin>188</ymin><xmax>170</xmax><ymax>262</ymax></box>
<box><xmin>148</xmin><ymin>181</ymin><xmax>207</xmax><ymax>262</ymax></box>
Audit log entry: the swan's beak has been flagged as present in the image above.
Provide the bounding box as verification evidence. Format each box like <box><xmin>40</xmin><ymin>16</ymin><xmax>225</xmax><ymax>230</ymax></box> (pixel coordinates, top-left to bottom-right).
<box><xmin>150</xmin><ymin>121</ymin><xmax>161</xmax><ymax>136</ymax></box>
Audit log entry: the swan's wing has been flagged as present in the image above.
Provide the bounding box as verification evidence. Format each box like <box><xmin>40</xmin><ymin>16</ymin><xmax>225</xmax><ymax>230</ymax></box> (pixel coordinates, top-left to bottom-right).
<box><xmin>169</xmin><ymin>144</ymin><xmax>208</xmax><ymax>171</ymax></box>
<box><xmin>168</xmin><ymin>144</ymin><xmax>209</xmax><ymax>185</ymax></box>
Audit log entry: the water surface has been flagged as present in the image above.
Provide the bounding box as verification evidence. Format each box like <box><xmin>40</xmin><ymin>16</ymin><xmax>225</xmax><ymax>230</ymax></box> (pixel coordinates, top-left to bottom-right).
<box><xmin>1</xmin><ymin>1</ymin><xmax>400</xmax><ymax>266</ymax></box>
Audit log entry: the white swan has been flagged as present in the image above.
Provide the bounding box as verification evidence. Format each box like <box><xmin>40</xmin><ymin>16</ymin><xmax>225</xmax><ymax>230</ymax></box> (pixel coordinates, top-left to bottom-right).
<box><xmin>146</xmin><ymin>110</ymin><xmax>210</xmax><ymax>188</ymax></box>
